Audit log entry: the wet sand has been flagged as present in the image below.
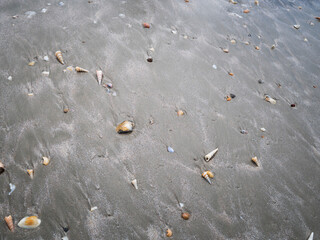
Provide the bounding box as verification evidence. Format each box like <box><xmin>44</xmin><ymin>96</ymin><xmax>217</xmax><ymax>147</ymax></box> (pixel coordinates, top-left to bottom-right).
<box><xmin>0</xmin><ymin>0</ymin><xmax>320</xmax><ymax>239</ymax></box>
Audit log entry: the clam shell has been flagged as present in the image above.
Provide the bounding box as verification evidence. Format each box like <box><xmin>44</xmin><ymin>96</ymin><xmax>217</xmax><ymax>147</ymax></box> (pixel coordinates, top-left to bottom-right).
<box><xmin>42</xmin><ymin>157</ymin><xmax>50</xmax><ymax>165</ymax></box>
<box><xmin>4</xmin><ymin>215</ymin><xmax>14</xmax><ymax>232</ymax></box>
<box><xmin>28</xmin><ymin>61</ymin><xmax>35</xmax><ymax>66</ymax></box>
<box><xmin>96</xmin><ymin>70</ymin><xmax>103</xmax><ymax>85</ymax></box>
<box><xmin>116</xmin><ymin>121</ymin><xmax>134</xmax><ymax>133</ymax></box>
<box><xmin>181</xmin><ymin>212</ymin><xmax>190</xmax><ymax>220</ymax></box>
<box><xmin>75</xmin><ymin>66</ymin><xmax>89</xmax><ymax>73</ymax></box>
<box><xmin>27</xmin><ymin>169</ymin><xmax>34</xmax><ymax>179</ymax></box>
<box><xmin>166</xmin><ymin>229</ymin><xmax>173</xmax><ymax>237</ymax></box>
<box><xmin>0</xmin><ymin>161</ymin><xmax>4</xmax><ymax>175</ymax></box>
<box><xmin>18</xmin><ymin>216</ymin><xmax>41</xmax><ymax>229</ymax></box>
<box><xmin>251</xmin><ymin>156</ymin><xmax>259</xmax><ymax>166</ymax></box>
<box><xmin>55</xmin><ymin>51</ymin><xmax>64</xmax><ymax>65</ymax></box>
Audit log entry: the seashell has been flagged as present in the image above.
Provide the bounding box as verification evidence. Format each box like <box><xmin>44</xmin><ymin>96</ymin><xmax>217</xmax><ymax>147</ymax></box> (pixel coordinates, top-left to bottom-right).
<box><xmin>131</xmin><ymin>179</ymin><xmax>138</xmax><ymax>189</ymax></box>
<box><xmin>55</xmin><ymin>51</ymin><xmax>64</xmax><ymax>64</ymax></box>
<box><xmin>43</xmin><ymin>56</ymin><xmax>49</xmax><ymax>61</ymax></box>
<box><xmin>228</xmin><ymin>72</ymin><xmax>234</xmax><ymax>76</ymax></box>
<box><xmin>8</xmin><ymin>183</ymin><xmax>16</xmax><ymax>195</ymax></box>
<box><xmin>42</xmin><ymin>156</ymin><xmax>50</xmax><ymax>165</ymax></box>
<box><xmin>96</xmin><ymin>70</ymin><xmax>103</xmax><ymax>85</ymax></box>
<box><xmin>0</xmin><ymin>161</ymin><xmax>4</xmax><ymax>175</ymax></box>
<box><xmin>204</xmin><ymin>148</ymin><xmax>218</xmax><ymax>162</ymax></box>
<box><xmin>75</xmin><ymin>66</ymin><xmax>89</xmax><ymax>73</ymax></box>
<box><xmin>167</xmin><ymin>146</ymin><xmax>174</xmax><ymax>153</ymax></box>
<box><xmin>28</xmin><ymin>92</ymin><xmax>34</xmax><ymax>96</ymax></box>
<box><xmin>18</xmin><ymin>216</ymin><xmax>41</xmax><ymax>229</ymax></box>
<box><xmin>206</xmin><ymin>171</ymin><xmax>214</xmax><ymax>178</ymax></box>
<box><xmin>243</xmin><ymin>9</ymin><xmax>250</xmax><ymax>13</ymax></box>
<box><xmin>4</xmin><ymin>215</ymin><xmax>14</xmax><ymax>232</ymax></box>
<box><xmin>315</xmin><ymin>17</ymin><xmax>320</xmax><ymax>21</ymax></box>
<box><xmin>230</xmin><ymin>39</ymin><xmax>236</xmax><ymax>44</ymax></box>
<box><xmin>226</xmin><ymin>96</ymin><xmax>231</xmax><ymax>101</ymax></box>
<box><xmin>62</xmin><ymin>236</ymin><xmax>69</xmax><ymax>240</ymax></box>
<box><xmin>212</xmin><ymin>64</ymin><xmax>217</xmax><ymax>69</ymax></box>
<box><xmin>260</xmin><ymin>128</ymin><xmax>266</xmax><ymax>132</ymax></box>
<box><xmin>265</xmin><ymin>95</ymin><xmax>276</xmax><ymax>104</ymax></box>
<box><xmin>142</xmin><ymin>23</ymin><xmax>150</xmax><ymax>28</ymax></box>
<box><xmin>271</xmin><ymin>44</ymin><xmax>276</xmax><ymax>50</ymax></box>
<box><xmin>28</xmin><ymin>61</ymin><xmax>35</xmax><ymax>66</ymax></box>
<box><xmin>255</xmin><ymin>46</ymin><xmax>260</xmax><ymax>50</ymax></box>
<box><xmin>166</xmin><ymin>229</ymin><xmax>173</xmax><ymax>237</ymax></box>
<box><xmin>308</xmin><ymin>232</ymin><xmax>314</xmax><ymax>240</ymax></box>
<box><xmin>177</xmin><ymin>110</ymin><xmax>184</xmax><ymax>116</ymax></box>
<box><xmin>202</xmin><ymin>171</ymin><xmax>212</xmax><ymax>184</ymax></box>
<box><xmin>90</xmin><ymin>206</ymin><xmax>98</xmax><ymax>212</ymax></box>
<box><xmin>222</xmin><ymin>48</ymin><xmax>229</xmax><ymax>53</ymax></box>
<box><xmin>63</xmin><ymin>107</ymin><xmax>69</xmax><ymax>113</ymax></box>
<box><xmin>27</xmin><ymin>169</ymin><xmax>34</xmax><ymax>179</ymax></box>
<box><xmin>185</xmin><ymin>0</ymin><xmax>189</xmax><ymax>2</ymax></box>
<box><xmin>244</xmin><ymin>41</ymin><xmax>250</xmax><ymax>45</ymax></box>
<box><xmin>116</xmin><ymin>120</ymin><xmax>134</xmax><ymax>133</ymax></box>
<box><xmin>179</xmin><ymin>202</ymin><xmax>184</xmax><ymax>208</ymax></box>
<box><xmin>229</xmin><ymin>0</ymin><xmax>237</xmax><ymax>4</ymax></box>
<box><xmin>251</xmin><ymin>156</ymin><xmax>259</xmax><ymax>166</ymax></box>
<box><xmin>254</xmin><ymin>0</ymin><xmax>259</xmax><ymax>5</ymax></box>
<box><xmin>293</xmin><ymin>25</ymin><xmax>300</xmax><ymax>29</ymax></box>
<box><xmin>181</xmin><ymin>212</ymin><xmax>190</xmax><ymax>220</ymax></box>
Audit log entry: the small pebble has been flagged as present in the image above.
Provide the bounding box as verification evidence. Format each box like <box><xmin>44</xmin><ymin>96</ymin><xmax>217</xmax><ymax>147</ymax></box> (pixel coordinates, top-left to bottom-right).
<box><xmin>42</xmin><ymin>71</ymin><xmax>50</xmax><ymax>76</ymax></box>
<box><xmin>230</xmin><ymin>93</ymin><xmax>236</xmax><ymax>98</ymax></box>
<box><xmin>212</xmin><ymin>64</ymin><xmax>217</xmax><ymax>70</ymax></box>
<box><xmin>147</xmin><ymin>57</ymin><xmax>153</xmax><ymax>62</ymax></box>
<box><xmin>107</xmin><ymin>83</ymin><xmax>113</xmax><ymax>88</ymax></box>
<box><xmin>63</xmin><ymin>107</ymin><xmax>69</xmax><ymax>113</ymax></box>
<box><xmin>304</xmin><ymin>38</ymin><xmax>308</xmax><ymax>42</ymax></box>
<box><xmin>119</xmin><ymin>13</ymin><xmax>125</xmax><ymax>18</ymax></box>
<box><xmin>12</xmin><ymin>15</ymin><xmax>18</xmax><ymax>19</ymax></box>
<box><xmin>41</xmin><ymin>8</ymin><xmax>47</xmax><ymax>13</ymax></box>
<box><xmin>8</xmin><ymin>76</ymin><xmax>12</xmax><ymax>81</ymax></box>
<box><xmin>43</xmin><ymin>56</ymin><xmax>49</xmax><ymax>61</ymax></box>
<box><xmin>167</xmin><ymin>146</ymin><xmax>174</xmax><ymax>153</ymax></box>
<box><xmin>112</xmin><ymin>92</ymin><xmax>117</xmax><ymax>97</ymax></box>
<box><xmin>142</xmin><ymin>23</ymin><xmax>150</xmax><ymax>28</ymax></box>
<box><xmin>240</xmin><ymin>130</ymin><xmax>248</xmax><ymax>134</ymax></box>
<box><xmin>258</xmin><ymin>79</ymin><xmax>264</xmax><ymax>84</ymax></box>
<box><xmin>171</xmin><ymin>30</ymin><xmax>177</xmax><ymax>34</ymax></box>
<box><xmin>59</xmin><ymin>2</ymin><xmax>65</xmax><ymax>6</ymax></box>
<box><xmin>291</xmin><ymin>104</ymin><xmax>296</xmax><ymax>108</ymax></box>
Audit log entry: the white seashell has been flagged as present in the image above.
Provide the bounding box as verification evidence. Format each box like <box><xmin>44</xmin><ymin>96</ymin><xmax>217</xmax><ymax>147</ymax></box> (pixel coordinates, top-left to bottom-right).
<box><xmin>62</xmin><ymin>236</ymin><xmax>69</xmax><ymax>240</ymax></box>
<box><xmin>293</xmin><ymin>24</ymin><xmax>300</xmax><ymax>29</ymax></box>
<box><xmin>43</xmin><ymin>56</ymin><xmax>49</xmax><ymax>61</ymax></box>
<box><xmin>204</xmin><ymin>148</ymin><xmax>218</xmax><ymax>162</ymax></box>
<box><xmin>308</xmin><ymin>232</ymin><xmax>314</xmax><ymax>240</ymax></box>
<box><xmin>179</xmin><ymin>202</ymin><xmax>184</xmax><ymax>208</ymax></box>
<box><xmin>8</xmin><ymin>76</ymin><xmax>12</xmax><ymax>81</ymax></box>
<box><xmin>131</xmin><ymin>179</ymin><xmax>138</xmax><ymax>189</ymax></box>
<box><xmin>260</xmin><ymin>128</ymin><xmax>266</xmax><ymax>132</ymax></box>
<box><xmin>42</xmin><ymin>71</ymin><xmax>50</xmax><ymax>76</ymax></box>
<box><xmin>96</xmin><ymin>70</ymin><xmax>103</xmax><ymax>85</ymax></box>
<box><xmin>90</xmin><ymin>206</ymin><xmax>98</xmax><ymax>212</ymax></box>
<box><xmin>18</xmin><ymin>216</ymin><xmax>41</xmax><ymax>229</ymax></box>
<box><xmin>8</xmin><ymin>183</ymin><xmax>16</xmax><ymax>195</ymax></box>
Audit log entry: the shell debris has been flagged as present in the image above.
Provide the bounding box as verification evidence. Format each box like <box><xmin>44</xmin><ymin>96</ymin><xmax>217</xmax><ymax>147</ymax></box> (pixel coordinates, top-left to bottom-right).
<box><xmin>131</xmin><ymin>179</ymin><xmax>138</xmax><ymax>189</ymax></box>
<box><xmin>42</xmin><ymin>157</ymin><xmax>50</xmax><ymax>165</ymax></box>
<box><xmin>27</xmin><ymin>169</ymin><xmax>34</xmax><ymax>179</ymax></box>
<box><xmin>166</xmin><ymin>229</ymin><xmax>173</xmax><ymax>237</ymax></box>
<box><xmin>0</xmin><ymin>161</ymin><xmax>4</xmax><ymax>175</ymax></box>
<box><xmin>251</xmin><ymin>156</ymin><xmax>259</xmax><ymax>166</ymax></box>
<box><xmin>116</xmin><ymin>120</ymin><xmax>134</xmax><ymax>133</ymax></box>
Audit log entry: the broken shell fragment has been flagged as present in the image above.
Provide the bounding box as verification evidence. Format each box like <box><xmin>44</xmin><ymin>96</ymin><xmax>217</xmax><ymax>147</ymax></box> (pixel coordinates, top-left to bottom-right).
<box><xmin>255</xmin><ymin>46</ymin><xmax>260</xmax><ymax>50</ymax></box>
<box><xmin>96</xmin><ymin>70</ymin><xmax>103</xmax><ymax>85</ymax></box>
<box><xmin>75</xmin><ymin>66</ymin><xmax>89</xmax><ymax>73</ymax></box>
<box><xmin>42</xmin><ymin>157</ymin><xmax>50</xmax><ymax>165</ymax></box>
<box><xmin>293</xmin><ymin>24</ymin><xmax>300</xmax><ymax>29</ymax></box>
<box><xmin>251</xmin><ymin>156</ymin><xmax>259</xmax><ymax>166</ymax></box>
<box><xmin>271</xmin><ymin>44</ymin><xmax>276</xmax><ymax>50</ymax></box>
<box><xmin>265</xmin><ymin>95</ymin><xmax>276</xmax><ymax>104</ymax></box>
<box><xmin>166</xmin><ymin>229</ymin><xmax>173</xmax><ymax>237</ymax></box>
<box><xmin>226</xmin><ymin>96</ymin><xmax>232</xmax><ymax>101</ymax></box>
<box><xmin>308</xmin><ymin>232</ymin><xmax>314</xmax><ymax>240</ymax></box>
<box><xmin>90</xmin><ymin>206</ymin><xmax>98</xmax><ymax>212</ymax></box>
<box><xmin>28</xmin><ymin>61</ymin><xmax>35</xmax><ymax>66</ymax></box>
<box><xmin>167</xmin><ymin>146</ymin><xmax>174</xmax><ymax>153</ymax></box>
<box><xmin>116</xmin><ymin>120</ymin><xmax>134</xmax><ymax>133</ymax></box>
<box><xmin>206</xmin><ymin>171</ymin><xmax>214</xmax><ymax>178</ymax></box>
<box><xmin>260</xmin><ymin>128</ymin><xmax>266</xmax><ymax>132</ymax></box>
<box><xmin>142</xmin><ymin>23</ymin><xmax>150</xmax><ymax>28</ymax></box>
<box><xmin>0</xmin><ymin>161</ymin><xmax>4</xmax><ymax>175</ymax></box>
<box><xmin>222</xmin><ymin>48</ymin><xmax>229</xmax><ymax>53</ymax></box>
<box><xmin>243</xmin><ymin>9</ymin><xmax>250</xmax><ymax>13</ymax></box>
<box><xmin>18</xmin><ymin>216</ymin><xmax>41</xmax><ymax>229</ymax></box>
<box><xmin>230</xmin><ymin>39</ymin><xmax>236</xmax><ymax>44</ymax></box>
<box><xmin>63</xmin><ymin>107</ymin><xmax>69</xmax><ymax>113</ymax></box>
<box><xmin>202</xmin><ymin>171</ymin><xmax>212</xmax><ymax>184</ymax></box>
<box><xmin>131</xmin><ymin>179</ymin><xmax>138</xmax><ymax>189</ymax></box>
<box><xmin>55</xmin><ymin>51</ymin><xmax>65</xmax><ymax>64</ymax></box>
<box><xmin>177</xmin><ymin>110</ymin><xmax>184</xmax><ymax>116</ymax></box>
<box><xmin>228</xmin><ymin>72</ymin><xmax>234</xmax><ymax>76</ymax></box>
<box><xmin>204</xmin><ymin>148</ymin><xmax>218</xmax><ymax>162</ymax></box>
<box><xmin>181</xmin><ymin>212</ymin><xmax>190</xmax><ymax>220</ymax></box>
<box><xmin>4</xmin><ymin>215</ymin><xmax>14</xmax><ymax>232</ymax></box>
<box><xmin>27</xmin><ymin>169</ymin><xmax>34</xmax><ymax>179</ymax></box>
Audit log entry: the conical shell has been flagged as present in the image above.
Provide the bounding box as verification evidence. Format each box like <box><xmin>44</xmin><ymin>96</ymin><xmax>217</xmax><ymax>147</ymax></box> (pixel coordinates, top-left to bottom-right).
<box><xmin>204</xmin><ymin>148</ymin><xmax>218</xmax><ymax>162</ymax></box>
<box><xmin>308</xmin><ymin>232</ymin><xmax>314</xmax><ymax>240</ymax></box>
<box><xmin>27</xmin><ymin>169</ymin><xmax>34</xmax><ymax>179</ymax></box>
<box><xmin>251</xmin><ymin>156</ymin><xmax>259</xmax><ymax>166</ymax></box>
<box><xmin>202</xmin><ymin>172</ymin><xmax>212</xmax><ymax>184</ymax></box>
<box><xmin>131</xmin><ymin>179</ymin><xmax>138</xmax><ymax>189</ymax></box>
<box><xmin>42</xmin><ymin>157</ymin><xmax>50</xmax><ymax>166</ymax></box>
<box><xmin>0</xmin><ymin>161</ymin><xmax>4</xmax><ymax>175</ymax></box>
<box><xmin>55</xmin><ymin>51</ymin><xmax>64</xmax><ymax>65</ymax></box>
<box><xmin>18</xmin><ymin>216</ymin><xmax>41</xmax><ymax>229</ymax></box>
<box><xmin>116</xmin><ymin>121</ymin><xmax>134</xmax><ymax>133</ymax></box>
<box><xmin>4</xmin><ymin>215</ymin><xmax>14</xmax><ymax>232</ymax></box>
<box><xmin>75</xmin><ymin>66</ymin><xmax>89</xmax><ymax>73</ymax></box>
<box><xmin>96</xmin><ymin>70</ymin><xmax>103</xmax><ymax>85</ymax></box>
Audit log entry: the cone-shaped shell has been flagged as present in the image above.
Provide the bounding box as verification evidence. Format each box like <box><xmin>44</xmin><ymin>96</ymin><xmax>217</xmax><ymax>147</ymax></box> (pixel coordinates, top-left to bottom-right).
<box><xmin>202</xmin><ymin>172</ymin><xmax>212</xmax><ymax>184</ymax></box>
<box><xmin>204</xmin><ymin>148</ymin><xmax>218</xmax><ymax>162</ymax></box>
<box><xmin>0</xmin><ymin>161</ymin><xmax>4</xmax><ymax>175</ymax></box>
<box><xmin>27</xmin><ymin>169</ymin><xmax>34</xmax><ymax>179</ymax></box>
<box><xmin>131</xmin><ymin>179</ymin><xmax>138</xmax><ymax>189</ymax></box>
<box><xmin>96</xmin><ymin>70</ymin><xmax>103</xmax><ymax>85</ymax></box>
<box><xmin>18</xmin><ymin>216</ymin><xmax>41</xmax><ymax>229</ymax></box>
<box><xmin>4</xmin><ymin>215</ymin><xmax>14</xmax><ymax>232</ymax></box>
<box><xmin>75</xmin><ymin>66</ymin><xmax>89</xmax><ymax>73</ymax></box>
<box><xmin>116</xmin><ymin>121</ymin><xmax>134</xmax><ymax>133</ymax></box>
<box><xmin>166</xmin><ymin>229</ymin><xmax>173</xmax><ymax>237</ymax></box>
<box><xmin>251</xmin><ymin>156</ymin><xmax>259</xmax><ymax>166</ymax></box>
<box><xmin>55</xmin><ymin>51</ymin><xmax>64</xmax><ymax>65</ymax></box>
<box><xmin>308</xmin><ymin>232</ymin><xmax>314</xmax><ymax>240</ymax></box>
<box><xmin>42</xmin><ymin>157</ymin><xmax>50</xmax><ymax>166</ymax></box>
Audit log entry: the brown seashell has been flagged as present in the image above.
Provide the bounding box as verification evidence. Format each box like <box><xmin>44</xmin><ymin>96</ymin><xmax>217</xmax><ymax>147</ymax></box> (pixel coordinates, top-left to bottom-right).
<box><xmin>166</xmin><ymin>229</ymin><xmax>173</xmax><ymax>237</ymax></box>
<box><xmin>28</xmin><ymin>61</ymin><xmax>35</xmax><ymax>66</ymax></box>
<box><xmin>0</xmin><ymin>161</ymin><xmax>4</xmax><ymax>175</ymax></box>
<box><xmin>142</xmin><ymin>23</ymin><xmax>150</xmax><ymax>28</ymax></box>
<box><xmin>42</xmin><ymin>157</ymin><xmax>50</xmax><ymax>166</ymax></box>
<box><xmin>75</xmin><ymin>66</ymin><xmax>89</xmax><ymax>73</ymax></box>
<box><xmin>4</xmin><ymin>215</ymin><xmax>14</xmax><ymax>232</ymax></box>
<box><xmin>222</xmin><ymin>48</ymin><xmax>229</xmax><ymax>53</ymax></box>
<box><xmin>251</xmin><ymin>156</ymin><xmax>259</xmax><ymax>166</ymax></box>
<box><xmin>181</xmin><ymin>212</ymin><xmax>190</xmax><ymax>220</ymax></box>
<box><xmin>116</xmin><ymin>120</ymin><xmax>134</xmax><ymax>133</ymax></box>
<box><xmin>254</xmin><ymin>0</ymin><xmax>259</xmax><ymax>5</ymax></box>
<box><xmin>313</xmin><ymin>85</ymin><xmax>317</xmax><ymax>88</ymax></box>
<box><xmin>228</xmin><ymin>72</ymin><xmax>234</xmax><ymax>76</ymax></box>
<box><xmin>206</xmin><ymin>171</ymin><xmax>214</xmax><ymax>178</ymax></box>
<box><xmin>55</xmin><ymin>51</ymin><xmax>65</xmax><ymax>65</ymax></box>
<box><xmin>315</xmin><ymin>17</ymin><xmax>320</xmax><ymax>21</ymax></box>
<box><xmin>243</xmin><ymin>9</ymin><xmax>250</xmax><ymax>13</ymax></box>
<box><xmin>255</xmin><ymin>46</ymin><xmax>260</xmax><ymax>50</ymax></box>
<box><xmin>177</xmin><ymin>110</ymin><xmax>184</xmax><ymax>116</ymax></box>
<box><xmin>185</xmin><ymin>0</ymin><xmax>189</xmax><ymax>2</ymax></box>
<box><xmin>226</xmin><ymin>96</ymin><xmax>231</xmax><ymax>101</ymax></box>
<box><xmin>27</xmin><ymin>169</ymin><xmax>34</xmax><ymax>179</ymax></box>
<box><xmin>63</xmin><ymin>107</ymin><xmax>69</xmax><ymax>113</ymax></box>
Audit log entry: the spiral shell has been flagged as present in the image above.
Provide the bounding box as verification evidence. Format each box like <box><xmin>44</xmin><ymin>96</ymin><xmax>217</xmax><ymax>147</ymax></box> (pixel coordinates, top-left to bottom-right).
<box><xmin>55</xmin><ymin>51</ymin><xmax>64</xmax><ymax>65</ymax></box>
<box><xmin>18</xmin><ymin>216</ymin><xmax>41</xmax><ymax>229</ymax></box>
<box><xmin>202</xmin><ymin>171</ymin><xmax>212</xmax><ymax>184</ymax></box>
<box><xmin>204</xmin><ymin>148</ymin><xmax>218</xmax><ymax>162</ymax></box>
<box><xmin>116</xmin><ymin>121</ymin><xmax>134</xmax><ymax>133</ymax></box>
<box><xmin>42</xmin><ymin>157</ymin><xmax>50</xmax><ymax>166</ymax></box>
<box><xmin>96</xmin><ymin>70</ymin><xmax>103</xmax><ymax>85</ymax></box>
<box><xmin>251</xmin><ymin>156</ymin><xmax>259</xmax><ymax>166</ymax></box>
<box><xmin>4</xmin><ymin>215</ymin><xmax>14</xmax><ymax>232</ymax></box>
<box><xmin>75</xmin><ymin>66</ymin><xmax>89</xmax><ymax>73</ymax></box>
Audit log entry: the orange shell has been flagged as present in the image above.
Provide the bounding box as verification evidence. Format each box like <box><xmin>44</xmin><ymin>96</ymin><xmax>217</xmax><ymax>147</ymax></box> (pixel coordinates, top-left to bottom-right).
<box><xmin>142</xmin><ymin>23</ymin><xmax>150</xmax><ymax>28</ymax></box>
<box><xmin>177</xmin><ymin>110</ymin><xmax>184</xmax><ymax>116</ymax></box>
<box><xmin>166</xmin><ymin>229</ymin><xmax>173</xmax><ymax>237</ymax></box>
<box><xmin>206</xmin><ymin>171</ymin><xmax>214</xmax><ymax>178</ymax></box>
<box><xmin>228</xmin><ymin>72</ymin><xmax>234</xmax><ymax>76</ymax></box>
<box><xmin>243</xmin><ymin>9</ymin><xmax>250</xmax><ymax>13</ymax></box>
<box><xmin>116</xmin><ymin>120</ymin><xmax>134</xmax><ymax>133</ymax></box>
<box><xmin>181</xmin><ymin>212</ymin><xmax>190</xmax><ymax>220</ymax></box>
<box><xmin>4</xmin><ymin>215</ymin><xmax>14</xmax><ymax>232</ymax></box>
<box><xmin>226</xmin><ymin>96</ymin><xmax>232</xmax><ymax>101</ymax></box>
<box><xmin>24</xmin><ymin>216</ymin><xmax>38</xmax><ymax>226</ymax></box>
<box><xmin>27</xmin><ymin>169</ymin><xmax>34</xmax><ymax>179</ymax></box>
<box><xmin>255</xmin><ymin>46</ymin><xmax>260</xmax><ymax>50</ymax></box>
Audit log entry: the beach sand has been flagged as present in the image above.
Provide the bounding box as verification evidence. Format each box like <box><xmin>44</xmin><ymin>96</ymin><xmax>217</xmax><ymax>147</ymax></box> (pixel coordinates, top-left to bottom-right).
<box><xmin>0</xmin><ymin>0</ymin><xmax>319</xmax><ymax>239</ymax></box>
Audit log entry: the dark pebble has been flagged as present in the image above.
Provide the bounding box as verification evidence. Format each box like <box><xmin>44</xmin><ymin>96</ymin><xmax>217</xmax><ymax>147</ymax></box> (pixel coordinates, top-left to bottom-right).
<box><xmin>258</xmin><ymin>79</ymin><xmax>264</xmax><ymax>84</ymax></box>
<box><xmin>230</xmin><ymin>94</ymin><xmax>236</xmax><ymax>98</ymax></box>
<box><xmin>147</xmin><ymin>57</ymin><xmax>153</xmax><ymax>62</ymax></box>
